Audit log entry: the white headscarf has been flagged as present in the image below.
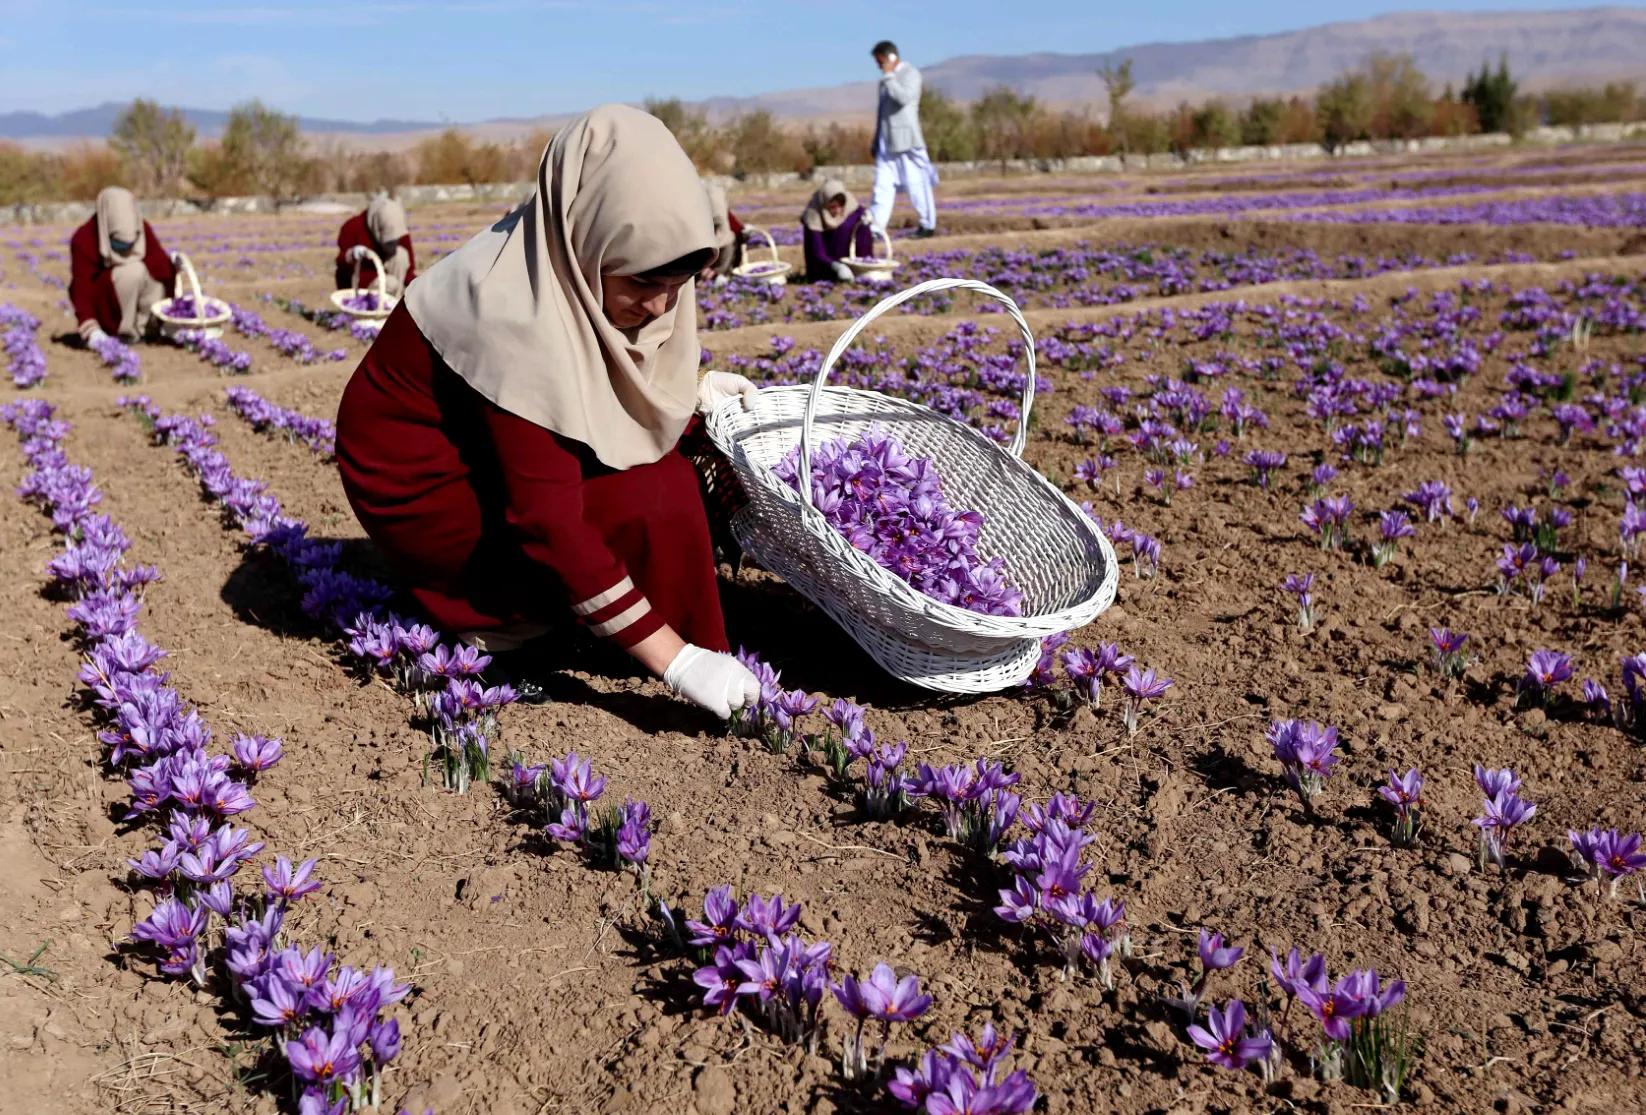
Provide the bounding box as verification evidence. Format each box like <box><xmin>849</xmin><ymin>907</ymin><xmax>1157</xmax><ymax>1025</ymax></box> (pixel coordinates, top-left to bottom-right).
<box><xmin>405</xmin><ymin>105</ymin><xmax>715</xmax><ymax>470</ymax></box>
<box><xmin>801</xmin><ymin>178</ymin><xmax>858</xmax><ymax>233</ymax></box>
<box><xmin>95</xmin><ymin>186</ymin><xmax>145</xmax><ymax>267</ymax></box>
<box><xmin>366</xmin><ymin>195</ymin><xmax>408</xmax><ymax>249</ymax></box>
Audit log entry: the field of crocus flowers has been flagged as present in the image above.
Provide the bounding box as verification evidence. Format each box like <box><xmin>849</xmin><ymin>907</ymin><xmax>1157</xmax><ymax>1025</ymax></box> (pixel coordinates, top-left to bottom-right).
<box><xmin>2</xmin><ymin>140</ymin><xmax>1645</xmax><ymax>1115</ymax></box>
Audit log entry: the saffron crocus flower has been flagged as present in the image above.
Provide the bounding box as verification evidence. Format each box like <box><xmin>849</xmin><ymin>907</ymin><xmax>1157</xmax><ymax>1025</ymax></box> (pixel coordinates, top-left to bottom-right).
<box><xmin>263</xmin><ymin>856</ymin><xmax>322</xmax><ymax>903</ymax></box>
<box><xmin>284</xmin><ymin>1024</ymin><xmax>362</xmax><ymax>1085</ymax></box>
<box><xmin>549</xmin><ymin>752</ymin><xmax>606</xmax><ymax>806</ymax></box>
<box><xmin>1474</xmin><ymin>789</ymin><xmax>1537</xmax><ymax>869</ymax></box>
<box><xmin>1266</xmin><ymin>719</ymin><xmax>1339</xmax><ymax>812</ymax></box>
<box><xmin>859</xmin><ymin>962</ymin><xmax>933</xmax><ymax>1023</ymax></box>
<box><xmin>1297</xmin><ymin>977</ymin><xmax>1370</xmax><ymax>1042</ymax></box>
<box><xmin>1371</xmin><ymin>510</ymin><xmax>1415</xmax><ymax>567</ymax></box>
<box><xmin>686</xmin><ymin>885</ymin><xmax>741</xmax><ymax>947</ymax></box>
<box><xmin>231</xmin><ymin>733</ymin><xmax>283</xmax><ymax>775</ymax></box>
<box><xmin>1569</xmin><ymin>827</ymin><xmax>1646</xmax><ymax>897</ymax></box>
<box><xmin>692</xmin><ymin>944</ymin><xmax>750</xmax><ymax>1015</ymax></box>
<box><xmin>1193</xmin><ymin>928</ymin><xmax>1243</xmax><ymax>976</ymax></box>
<box><xmin>1269</xmin><ymin>946</ymin><xmax>1327</xmax><ymax>999</ymax></box>
<box><xmin>1187</xmin><ymin>1000</ymin><xmax>1272</xmax><ymax>1072</ymax></box>
<box><xmin>1245</xmin><ymin>449</ymin><xmax>1286</xmax><ymax>489</ymax></box>
<box><xmin>1120</xmin><ymin>665</ymin><xmax>1172</xmax><ymax>734</ymax></box>
<box><xmin>1378</xmin><ymin>768</ymin><xmax>1423</xmax><ymax>846</ymax></box>
<box><xmin>1522</xmin><ymin>649</ymin><xmax>1573</xmax><ymax>704</ymax></box>
<box><xmin>1281</xmin><ymin>573</ymin><xmax>1316</xmax><ymax>632</ymax></box>
<box><xmin>1429</xmin><ymin>628</ymin><xmax>1468</xmax><ymax>679</ymax></box>
<box><xmin>1473</xmin><ymin>764</ymin><xmax>1521</xmax><ymax>799</ymax></box>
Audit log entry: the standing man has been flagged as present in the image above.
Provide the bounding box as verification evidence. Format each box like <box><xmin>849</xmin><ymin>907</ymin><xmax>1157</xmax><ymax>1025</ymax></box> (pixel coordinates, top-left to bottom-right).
<box><xmin>869</xmin><ymin>40</ymin><xmax>939</xmax><ymax>238</ymax></box>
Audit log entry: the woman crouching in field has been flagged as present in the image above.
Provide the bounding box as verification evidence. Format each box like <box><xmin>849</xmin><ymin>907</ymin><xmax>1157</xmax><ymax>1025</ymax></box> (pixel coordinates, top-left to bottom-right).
<box><xmin>335</xmin><ymin>105</ymin><xmax>762</xmax><ymax>719</ymax></box>
<box><xmin>335</xmin><ymin>195</ymin><xmax>417</xmax><ymax>296</ymax></box>
<box><xmin>801</xmin><ymin>179</ymin><xmax>873</xmax><ymax>283</ymax></box>
<box><xmin>68</xmin><ymin>187</ymin><xmax>179</xmax><ymax>346</ymax></box>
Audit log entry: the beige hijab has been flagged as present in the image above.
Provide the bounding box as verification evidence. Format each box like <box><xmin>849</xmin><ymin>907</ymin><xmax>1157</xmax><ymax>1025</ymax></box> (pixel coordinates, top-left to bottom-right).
<box><xmin>702</xmin><ymin>180</ymin><xmax>735</xmax><ymax>249</ymax></box>
<box><xmin>95</xmin><ymin>187</ymin><xmax>145</xmax><ymax>267</ymax></box>
<box><xmin>405</xmin><ymin>104</ymin><xmax>715</xmax><ymax>470</ymax></box>
<box><xmin>801</xmin><ymin>178</ymin><xmax>858</xmax><ymax>232</ymax></box>
<box><xmin>366</xmin><ymin>195</ymin><xmax>408</xmax><ymax>247</ymax></box>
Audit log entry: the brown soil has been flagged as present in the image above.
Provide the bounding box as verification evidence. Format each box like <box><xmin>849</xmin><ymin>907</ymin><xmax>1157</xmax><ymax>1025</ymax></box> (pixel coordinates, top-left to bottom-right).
<box><xmin>2</xmin><ymin>149</ymin><xmax>1644</xmax><ymax>1115</ymax></box>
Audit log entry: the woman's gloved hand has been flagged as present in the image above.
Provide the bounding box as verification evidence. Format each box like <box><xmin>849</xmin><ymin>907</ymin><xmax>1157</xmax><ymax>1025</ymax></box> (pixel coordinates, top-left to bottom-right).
<box><xmin>664</xmin><ymin>644</ymin><xmax>761</xmax><ymax>719</ymax></box>
<box><xmin>169</xmin><ymin>250</ymin><xmax>183</xmax><ymax>266</ymax></box>
<box><xmin>696</xmin><ymin>370</ymin><xmax>759</xmax><ymax>414</ymax></box>
<box><xmin>347</xmin><ymin>245</ymin><xmax>371</xmax><ymax>262</ymax></box>
<box><xmin>832</xmin><ymin>261</ymin><xmax>854</xmax><ymax>282</ymax></box>
<box><xmin>78</xmin><ymin>320</ymin><xmax>108</xmax><ymax>346</ymax></box>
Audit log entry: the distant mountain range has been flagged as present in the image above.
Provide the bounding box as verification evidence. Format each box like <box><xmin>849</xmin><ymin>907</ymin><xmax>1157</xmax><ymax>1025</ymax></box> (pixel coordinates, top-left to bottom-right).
<box><xmin>4</xmin><ymin>7</ymin><xmax>1643</xmax><ymax>147</ymax></box>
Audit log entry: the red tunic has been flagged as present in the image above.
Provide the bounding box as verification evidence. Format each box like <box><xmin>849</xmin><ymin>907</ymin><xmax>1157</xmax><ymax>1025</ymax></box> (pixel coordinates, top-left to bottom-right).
<box><xmin>67</xmin><ymin>218</ymin><xmax>177</xmax><ymax>333</ymax></box>
<box><xmin>334</xmin><ymin>303</ymin><xmax>728</xmax><ymax>653</ymax></box>
<box><xmin>335</xmin><ymin>211</ymin><xmax>417</xmax><ymax>291</ymax></box>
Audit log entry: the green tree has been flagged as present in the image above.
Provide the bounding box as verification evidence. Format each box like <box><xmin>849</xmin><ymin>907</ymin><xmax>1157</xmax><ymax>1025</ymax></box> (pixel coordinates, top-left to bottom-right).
<box><xmin>1316</xmin><ymin>71</ymin><xmax>1374</xmax><ymax>153</ymax></box>
<box><xmin>724</xmin><ymin>110</ymin><xmax>808</xmax><ymax>175</ymax></box>
<box><xmin>971</xmin><ymin>86</ymin><xmax>1039</xmax><ymax>162</ymax></box>
<box><xmin>210</xmin><ymin>100</ymin><xmax>308</xmax><ymax>200</ymax></box>
<box><xmin>1461</xmin><ymin>55</ymin><xmax>1519</xmax><ymax>135</ymax></box>
<box><xmin>1099</xmin><ymin>58</ymin><xmax>1136</xmax><ymax>157</ymax></box>
<box><xmin>109</xmin><ymin>99</ymin><xmax>195</xmax><ymax>194</ymax></box>
<box><xmin>1240</xmin><ymin>98</ymin><xmax>1287</xmax><ymax>145</ymax></box>
<box><xmin>919</xmin><ymin>87</ymin><xmax>976</xmax><ymax>162</ymax></box>
<box><xmin>1190</xmin><ymin>101</ymin><xmax>1240</xmax><ymax>150</ymax></box>
<box><xmin>643</xmin><ymin>97</ymin><xmax>720</xmax><ymax>168</ymax></box>
<box><xmin>1365</xmin><ymin>53</ymin><xmax>1434</xmax><ymax>139</ymax></box>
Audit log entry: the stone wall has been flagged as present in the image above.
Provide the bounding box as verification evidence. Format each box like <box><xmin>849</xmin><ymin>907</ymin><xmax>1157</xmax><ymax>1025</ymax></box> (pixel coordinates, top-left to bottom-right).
<box><xmin>5</xmin><ymin>123</ymin><xmax>1640</xmax><ymax>228</ymax></box>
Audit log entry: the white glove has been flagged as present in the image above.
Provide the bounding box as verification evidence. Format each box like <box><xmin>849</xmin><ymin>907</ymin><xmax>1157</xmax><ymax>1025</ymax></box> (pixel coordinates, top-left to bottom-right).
<box><xmin>169</xmin><ymin>250</ymin><xmax>183</xmax><ymax>266</ymax></box>
<box><xmin>696</xmin><ymin>371</ymin><xmax>758</xmax><ymax>414</ymax></box>
<box><xmin>348</xmin><ymin>245</ymin><xmax>370</xmax><ymax>262</ymax></box>
<box><xmin>80</xmin><ymin>322</ymin><xmax>109</xmax><ymax>346</ymax></box>
<box><xmin>664</xmin><ymin>645</ymin><xmax>761</xmax><ymax>719</ymax></box>
<box><xmin>832</xmin><ymin>261</ymin><xmax>854</xmax><ymax>282</ymax></box>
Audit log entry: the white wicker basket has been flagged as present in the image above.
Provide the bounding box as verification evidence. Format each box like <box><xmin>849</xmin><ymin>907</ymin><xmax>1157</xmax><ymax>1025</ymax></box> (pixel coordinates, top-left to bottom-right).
<box><xmin>732</xmin><ymin>226</ymin><xmax>792</xmax><ymax>285</ymax></box>
<box><xmin>152</xmin><ymin>253</ymin><xmax>231</xmax><ymax>339</ymax></box>
<box><xmin>843</xmin><ymin>224</ymin><xmax>900</xmax><ymax>283</ymax></box>
<box><xmin>705</xmin><ymin>277</ymin><xmax>1118</xmax><ymax>693</ymax></box>
<box><xmin>330</xmin><ymin>246</ymin><xmax>398</xmax><ymax>327</ymax></box>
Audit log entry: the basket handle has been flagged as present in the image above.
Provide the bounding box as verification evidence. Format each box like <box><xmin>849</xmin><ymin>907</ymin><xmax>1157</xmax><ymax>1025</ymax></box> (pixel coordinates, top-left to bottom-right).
<box><xmin>744</xmin><ymin>226</ymin><xmax>778</xmax><ymax>264</ymax></box>
<box><xmin>173</xmin><ymin>251</ymin><xmax>204</xmax><ymax>309</ymax></box>
<box><xmin>351</xmin><ymin>245</ymin><xmax>388</xmax><ymax>300</ymax></box>
<box><xmin>796</xmin><ymin>277</ymin><xmax>1038</xmax><ymax>504</ymax></box>
<box><xmin>873</xmin><ymin>224</ymin><xmax>893</xmax><ymax>262</ymax></box>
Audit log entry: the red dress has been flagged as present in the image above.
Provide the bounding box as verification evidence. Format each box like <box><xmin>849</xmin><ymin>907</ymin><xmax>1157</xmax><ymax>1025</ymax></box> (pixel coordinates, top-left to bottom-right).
<box><xmin>67</xmin><ymin>219</ymin><xmax>177</xmax><ymax>333</ymax></box>
<box><xmin>335</xmin><ymin>212</ymin><xmax>417</xmax><ymax>291</ymax></box>
<box><xmin>334</xmin><ymin>303</ymin><xmax>728</xmax><ymax>653</ymax></box>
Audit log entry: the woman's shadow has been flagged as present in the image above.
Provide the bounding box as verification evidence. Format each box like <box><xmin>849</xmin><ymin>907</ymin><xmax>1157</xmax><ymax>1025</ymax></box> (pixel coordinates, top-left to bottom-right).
<box><xmin>220</xmin><ymin>539</ymin><xmax>957</xmax><ymax>737</ymax></box>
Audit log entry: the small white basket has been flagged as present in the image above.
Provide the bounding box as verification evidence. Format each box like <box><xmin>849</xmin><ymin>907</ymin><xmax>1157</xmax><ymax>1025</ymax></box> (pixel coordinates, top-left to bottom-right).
<box><xmin>705</xmin><ymin>277</ymin><xmax>1118</xmax><ymax>693</ymax></box>
<box><xmin>731</xmin><ymin>226</ymin><xmax>792</xmax><ymax>286</ymax></box>
<box><xmin>152</xmin><ymin>253</ymin><xmax>231</xmax><ymax>339</ymax></box>
<box><xmin>330</xmin><ymin>246</ymin><xmax>398</xmax><ymax>330</ymax></box>
<box><xmin>843</xmin><ymin>225</ymin><xmax>900</xmax><ymax>283</ymax></box>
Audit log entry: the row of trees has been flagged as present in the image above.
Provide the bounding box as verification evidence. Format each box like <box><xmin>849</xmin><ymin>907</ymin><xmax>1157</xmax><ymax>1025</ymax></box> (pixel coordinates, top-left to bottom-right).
<box><xmin>1</xmin><ymin>55</ymin><xmax>1642</xmax><ymax>204</ymax></box>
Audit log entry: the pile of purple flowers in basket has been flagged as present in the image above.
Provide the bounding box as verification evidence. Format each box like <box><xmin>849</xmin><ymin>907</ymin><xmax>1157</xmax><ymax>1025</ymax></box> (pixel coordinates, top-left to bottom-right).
<box><xmin>771</xmin><ymin>427</ymin><xmax>1025</xmax><ymax>617</ymax></box>
<box><xmin>2</xmin><ymin>303</ymin><xmax>47</xmax><ymax>388</ymax></box>
<box><xmin>2</xmin><ymin>398</ymin><xmax>412</xmax><ymax>1113</ymax></box>
<box><xmin>340</xmin><ymin>291</ymin><xmax>383</xmax><ymax>313</ymax></box>
<box><xmin>162</xmin><ymin>294</ymin><xmax>228</xmax><ymax>321</ymax></box>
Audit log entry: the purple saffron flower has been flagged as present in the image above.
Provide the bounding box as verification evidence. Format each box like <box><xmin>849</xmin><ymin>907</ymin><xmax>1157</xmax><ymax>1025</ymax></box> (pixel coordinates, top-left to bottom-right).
<box><xmin>263</xmin><ymin>856</ymin><xmax>322</xmax><ymax>903</ymax></box>
<box><xmin>858</xmin><ymin>962</ymin><xmax>933</xmax><ymax>1023</ymax></box>
<box><xmin>1197</xmin><ymin>929</ymin><xmax>1244</xmax><ymax>972</ymax></box>
<box><xmin>1378</xmin><ymin>767</ymin><xmax>1423</xmax><ymax>846</ymax></box>
<box><xmin>1120</xmin><ymin>665</ymin><xmax>1172</xmax><ymax>734</ymax></box>
<box><xmin>1297</xmin><ymin>978</ymin><xmax>1370</xmax><ymax>1042</ymax></box>
<box><xmin>230</xmin><ymin>733</ymin><xmax>283</xmax><ymax>774</ymax></box>
<box><xmin>1523</xmin><ymin>649</ymin><xmax>1573</xmax><ymax>702</ymax></box>
<box><xmin>284</xmin><ymin>1024</ymin><xmax>362</xmax><ymax>1085</ymax></box>
<box><xmin>1186</xmin><ymin>1000</ymin><xmax>1272</xmax><ymax>1071</ymax></box>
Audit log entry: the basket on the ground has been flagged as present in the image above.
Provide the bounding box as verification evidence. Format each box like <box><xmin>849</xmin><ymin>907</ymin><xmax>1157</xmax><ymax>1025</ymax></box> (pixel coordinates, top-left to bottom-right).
<box><xmin>842</xmin><ymin>224</ymin><xmax>900</xmax><ymax>283</ymax></box>
<box><xmin>152</xmin><ymin>252</ymin><xmax>231</xmax><ymax>339</ymax></box>
<box><xmin>731</xmin><ymin>226</ymin><xmax>792</xmax><ymax>285</ymax></box>
<box><xmin>705</xmin><ymin>276</ymin><xmax>1118</xmax><ymax>693</ymax></box>
<box><xmin>330</xmin><ymin>246</ymin><xmax>398</xmax><ymax>328</ymax></box>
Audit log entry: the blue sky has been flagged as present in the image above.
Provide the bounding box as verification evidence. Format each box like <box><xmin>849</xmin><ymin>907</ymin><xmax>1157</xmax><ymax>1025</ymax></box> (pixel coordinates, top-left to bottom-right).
<box><xmin>0</xmin><ymin>0</ymin><xmax>1622</xmax><ymax>120</ymax></box>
